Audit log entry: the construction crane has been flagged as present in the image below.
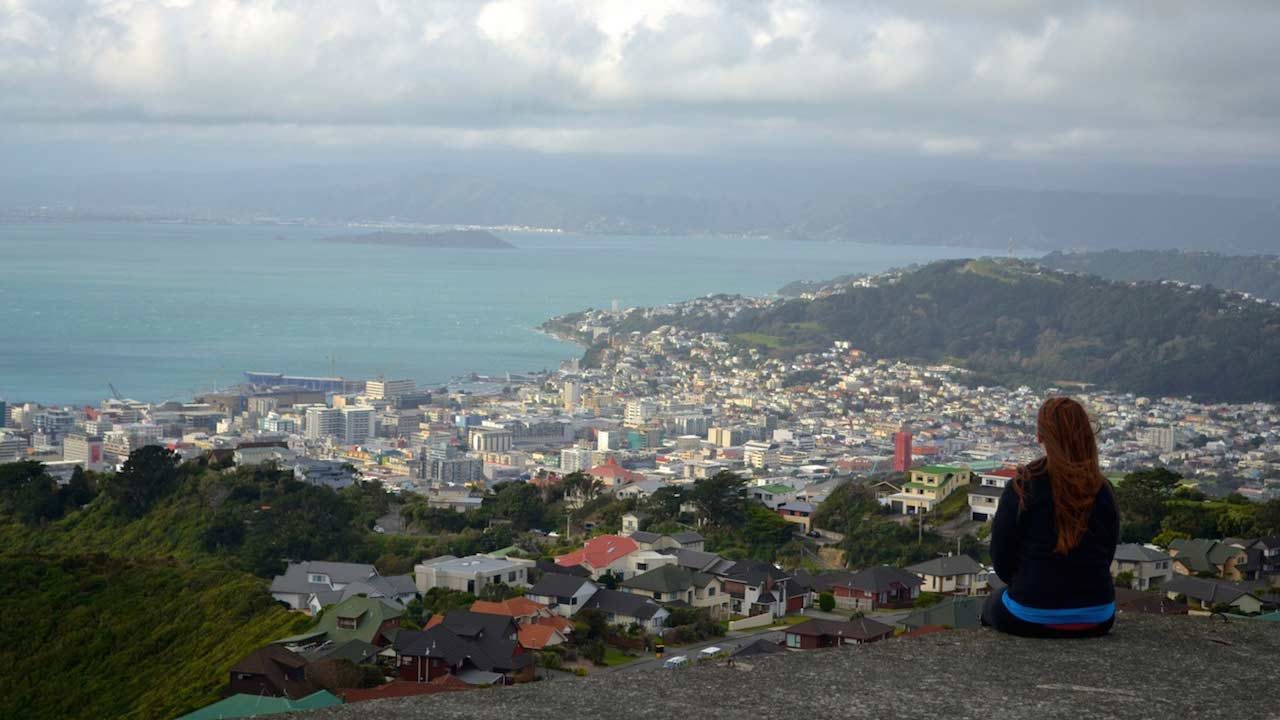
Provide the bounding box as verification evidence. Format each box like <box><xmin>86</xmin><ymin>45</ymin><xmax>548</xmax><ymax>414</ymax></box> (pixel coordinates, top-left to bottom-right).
<box><xmin>108</xmin><ymin>382</ymin><xmax>124</xmax><ymax>402</ymax></box>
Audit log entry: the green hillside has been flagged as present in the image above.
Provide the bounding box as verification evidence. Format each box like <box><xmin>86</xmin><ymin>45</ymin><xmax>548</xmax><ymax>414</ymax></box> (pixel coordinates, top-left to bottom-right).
<box><xmin>704</xmin><ymin>259</ymin><xmax>1280</xmax><ymax>401</ymax></box>
<box><xmin>0</xmin><ymin>554</ymin><xmax>308</xmax><ymax>720</ymax></box>
<box><xmin>1037</xmin><ymin>249</ymin><xmax>1280</xmax><ymax>303</ymax></box>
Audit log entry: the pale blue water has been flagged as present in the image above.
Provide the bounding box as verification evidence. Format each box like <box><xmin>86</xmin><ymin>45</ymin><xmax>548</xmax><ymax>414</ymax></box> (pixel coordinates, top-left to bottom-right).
<box><xmin>0</xmin><ymin>222</ymin><xmax>1009</xmax><ymax>405</ymax></box>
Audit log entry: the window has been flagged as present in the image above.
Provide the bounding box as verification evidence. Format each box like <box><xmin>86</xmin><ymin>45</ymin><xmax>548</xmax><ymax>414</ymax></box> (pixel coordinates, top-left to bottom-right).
<box><xmin>337</xmin><ymin>616</ymin><xmax>357</xmax><ymax>630</ymax></box>
<box><xmin>786</xmin><ymin>633</ymin><xmax>800</xmax><ymax>648</ymax></box>
<box><xmin>308</xmin><ymin>573</ymin><xmax>327</xmax><ymax>584</ymax></box>
<box><xmin>508</xmin><ymin>571</ymin><xmax>517</xmax><ymax>582</ymax></box>
<box><xmin>708</xmin><ymin>586</ymin><xmax>716</xmax><ymax>597</ymax></box>
<box><xmin>637</xmin><ymin>563</ymin><xmax>647</xmax><ymax>571</ymax></box>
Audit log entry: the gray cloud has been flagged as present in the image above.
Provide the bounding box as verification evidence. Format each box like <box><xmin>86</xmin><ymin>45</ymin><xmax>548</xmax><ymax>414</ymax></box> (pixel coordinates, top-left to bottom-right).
<box><xmin>3</xmin><ymin>0</ymin><xmax>1280</xmax><ymax>163</ymax></box>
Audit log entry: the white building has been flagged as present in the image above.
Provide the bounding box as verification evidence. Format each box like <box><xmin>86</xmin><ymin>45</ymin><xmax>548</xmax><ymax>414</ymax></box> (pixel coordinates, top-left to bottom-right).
<box><xmin>624</xmin><ymin>399</ymin><xmax>657</xmax><ymax>427</ymax></box>
<box><xmin>62</xmin><ymin>434</ymin><xmax>106</xmax><ymax>471</ymax></box>
<box><xmin>340</xmin><ymin>406</ymin><xmax>375</xmax><ymax>444</ymax></box>
<box><xmin>469</xmin><ymin>427</ymin><xmax>514</xmax><ymax>453</ymax></box>
<box><xmin>304</xmin><ymin>406</ymin><xmax>343</xmax><ymax>441</ymax></box>
<box><xmin>366</xmin><ymin>378</ymin><xmax>415</xmax><ymax>400</ymax></box>
<box><xmin>414</xmin><ymin>553</ymin><xmax>535</xmax><ymax>594</ymax></box>
<box><xmin>743</xmin><ymin>440</ymin><xmax>779</xmax><ymax>470</ymax></box>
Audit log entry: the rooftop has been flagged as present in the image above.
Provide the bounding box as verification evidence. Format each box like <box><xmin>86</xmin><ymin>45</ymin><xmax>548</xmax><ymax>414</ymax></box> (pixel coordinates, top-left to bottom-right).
<box><xmin>299</xmin><ymin>614</ymin><xmax>1280</xmax><ymax>720</ymax></box>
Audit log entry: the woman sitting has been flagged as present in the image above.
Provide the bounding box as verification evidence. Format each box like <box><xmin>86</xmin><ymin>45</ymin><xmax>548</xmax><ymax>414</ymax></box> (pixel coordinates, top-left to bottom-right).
<box><xmin>982</xmin><ymin>396</ymin><xmax>1119</xmax><ymax>638</ymax></box>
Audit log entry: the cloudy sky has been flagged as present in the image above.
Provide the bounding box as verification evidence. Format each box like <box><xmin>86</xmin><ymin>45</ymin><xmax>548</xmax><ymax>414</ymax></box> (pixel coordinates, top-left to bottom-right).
<box><xmin>4</xmin><ymin>0</ymin><xmax>1280</xmax><ymax>180</ymax></box>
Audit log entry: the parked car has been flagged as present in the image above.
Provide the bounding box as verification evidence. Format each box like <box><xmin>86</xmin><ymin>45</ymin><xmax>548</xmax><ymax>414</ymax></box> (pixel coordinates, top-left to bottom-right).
<box><xmin>663</xmin><ymin>655</ymin><xmax>689</xmax><ymax>669</ymax></box>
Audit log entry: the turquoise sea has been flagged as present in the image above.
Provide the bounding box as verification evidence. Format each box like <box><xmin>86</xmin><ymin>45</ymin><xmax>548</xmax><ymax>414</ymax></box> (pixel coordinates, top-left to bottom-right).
<box><xmin>0</xmin><ymin>222</ymin><xmax>1009</xmax><ymax>405</ymax></box>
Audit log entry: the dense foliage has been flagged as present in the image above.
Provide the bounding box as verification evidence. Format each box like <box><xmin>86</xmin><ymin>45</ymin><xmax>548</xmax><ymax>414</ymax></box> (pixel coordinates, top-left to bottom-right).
<box><xmin>0</xmin><ymin>554</ymin><xmax>307</xmax><ymax>720</ymax></box>
<box><xmin>628</xmin><ymin>259</ymin><xmax>1280</xmax><ymax>401</ymax></box>
<box><xmin>1038</xmin><ymin>250</ymin><xmax>1280</xmax><ymax>303</ymax></box>
<box><xmin>1113</xmin><ymin>468</ymin><xmax>1280</xmax><ymax>543</ymax></box>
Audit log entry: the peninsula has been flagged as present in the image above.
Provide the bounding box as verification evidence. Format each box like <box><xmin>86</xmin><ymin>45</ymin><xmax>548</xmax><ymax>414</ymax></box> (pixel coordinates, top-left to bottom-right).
<box><xmin>323</xmin><ymin>229</ymin><xmax>515</xmax><ymax>249</ymax></box>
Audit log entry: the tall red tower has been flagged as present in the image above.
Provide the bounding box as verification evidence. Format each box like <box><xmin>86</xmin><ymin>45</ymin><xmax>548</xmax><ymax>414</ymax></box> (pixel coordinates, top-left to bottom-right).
<box><xmin>893</xmin><ymin>431</ymin><xmax>912</xmax><ymax>473</ymax></box>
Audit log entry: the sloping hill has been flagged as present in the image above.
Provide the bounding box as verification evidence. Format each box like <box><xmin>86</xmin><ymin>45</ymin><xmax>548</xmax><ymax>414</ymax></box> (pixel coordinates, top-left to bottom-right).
<box><xmin>713</xmin><ymin>259</ymin><xmax>1280</xmax><ymax>401</ymax></box>
<box><xmin>1038</xmin><ymin>250</ymin><xmax>1280</xmax><ymax>303</ymax></box>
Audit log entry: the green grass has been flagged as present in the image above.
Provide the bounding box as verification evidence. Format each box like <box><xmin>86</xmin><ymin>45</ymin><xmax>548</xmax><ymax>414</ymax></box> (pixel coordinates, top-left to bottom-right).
<box><xmin>0</xmin><ymin>554</ymin><xmax>309</xmax><ymax>720</ymax></box>
<box><xmin>732</xmin><ymin>332</ymin><xmax>785</xmax><ymax>348</ymax></box>
<box><xmin>601</xmin><ymin>647</ymin><xmax>637</xmax><ymax>667</ymax></box>
<box><xmin>931</xmin><ymin>486</ymin><xmax>973</xmax><ymax>523</ymax></box>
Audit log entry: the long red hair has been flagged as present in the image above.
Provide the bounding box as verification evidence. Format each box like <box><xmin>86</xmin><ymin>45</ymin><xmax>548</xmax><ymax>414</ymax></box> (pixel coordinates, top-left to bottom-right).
<box><xmin>1013</xmin><ymin>397</ymin><xmax>1107</xmax><ymax>554</ymax></box>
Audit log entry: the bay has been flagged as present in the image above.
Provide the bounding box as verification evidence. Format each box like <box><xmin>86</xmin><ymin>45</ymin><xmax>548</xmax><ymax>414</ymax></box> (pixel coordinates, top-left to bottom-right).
<box><xmin>0</xmin><ymin>222</ymin><xmax>1010</xmax><ymax>405</ymax></box>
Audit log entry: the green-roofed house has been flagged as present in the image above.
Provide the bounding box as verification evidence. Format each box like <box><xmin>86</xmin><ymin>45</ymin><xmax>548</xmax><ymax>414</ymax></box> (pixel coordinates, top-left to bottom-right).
<box><xmin>1168</xmin><ymin>539</ymin><xmax>1248</xmax><ymax>579</ymax></box>
<box><xmin>176</xmin><ymin>690</ymin><xmax>341</xmax><ymax>720</ymax></box>
<box><xmin>619</xmin><ymin>563</ymin><xmax>729</xmax><ymax>618</ymax></box>
<box><xmin>275</xmin><ymin>595</ymin><xmax>404</xmax><ymax>655</ymax></box>
<box><xmin>749</xmin><ymin>483</ymin><xmax>797</xmax><ymax>507</ymax></box>
<box><xmin>886</xmin><ymin>464</ymin><xmax>973</xmax><ymax>515</ymax></box>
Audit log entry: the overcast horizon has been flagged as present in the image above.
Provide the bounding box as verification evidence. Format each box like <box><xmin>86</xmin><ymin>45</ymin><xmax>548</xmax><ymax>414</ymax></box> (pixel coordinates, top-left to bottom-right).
<box><xmin>4</xmin><ymin>1</ymin><xmax>1280</xmax><ymax>197</ymax></box>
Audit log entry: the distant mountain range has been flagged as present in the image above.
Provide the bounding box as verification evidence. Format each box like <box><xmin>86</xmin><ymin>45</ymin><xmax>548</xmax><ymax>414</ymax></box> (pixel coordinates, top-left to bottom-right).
<box><xmin>1036</xmin><ymin>250</ymin><xmax>1280</xmax><ymax>303</ymax></box>
<box><xmin>621</xmin><ymin>259</ymin><xmax>1280</xmax><ymax>402</ymax></box>
<box><xmin>5</xmin><ymin>168</ymin><xmax>1278</xmax><ymax>252</ymax></box>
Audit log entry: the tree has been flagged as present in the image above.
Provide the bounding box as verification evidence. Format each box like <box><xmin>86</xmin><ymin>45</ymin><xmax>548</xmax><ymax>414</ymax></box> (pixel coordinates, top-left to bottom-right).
<box><xmin>1114</xmin><ymin>468</ymin><xmax>1182</xmax><ymax>543</ymax></box>
<box><xmin>689</xmin><ymin>470</ymin><xmax>747</xmax><ymax>527</ymax></box>
<box><xmin>818</xmin><ymin>592</ymin><xmax>836</xmax><ymax>612</ymax></box>
<box><xmin>57</xmin><ymin>466</ymin><xmax>98</xmax><ymax>511</ymax></box>
<box><xmin>0</xmin><ymin>461</ymin><xmax>61</xmax><ymax>524</ymax></box>
<box><xmin>560</xmin><ymin>472</ymin><xmax>603</xmax><ymax>508</ymax></box>
<box><xmin>103</xmin><ymin>446</ymin><xmax>181</xmax><ymax>518</ymax></box>
<box><xmin>812</xmin><ymin>482</ymin><xmax>879</xmax><ymax>533</ymax></box>
<box><xmin>485</xmin><ymin>481</ymin><xmax>549</xmax><ymax>530</ymax></box>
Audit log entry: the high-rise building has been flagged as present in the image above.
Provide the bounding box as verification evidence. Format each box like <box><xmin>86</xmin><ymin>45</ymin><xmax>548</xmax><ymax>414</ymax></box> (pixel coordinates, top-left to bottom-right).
<box><xmin>0</xmin><ymin>401</ymin><xmax>6</xmax><ymax>428</ymax></box>
<box><xmin>340</xmin><ymin>406</ymin><xmax>375</xmax><ymax>444</ymax></box>
<box><xmin>743</xmin><ymin>440</ymin><xmax>779</xmax><ymax>469</ymax></box>
<box><xmin>624</xmin><ymin>399</ymin><xmax>657</xmax><ymax>427</ymax></box>
<box><xmin>1141</xmin><ymin>426</ymin><xmax>1176</xmax><ymax>453</ymax></box>
<box><xmin>365</xmin><ymin>378</ymin><xmax>415</xmax><ymax>400</ymax></box>
<box><xmin>563</xmin><ymin>381</ymin><xmax>582</xmax><ymax>411</ymax></box>
<box><xmin>304</xmin><ymin>406</ymin><xmax>343</xmax><ymax>440</ymax></box>
<box><xmin>893</xmin><ymin>431</ymin><xmax>913</xmax><ymax>473</ymax></box>
<box><xmin>63</xmin><ymin>434</ymin><xmax>105</xmax><ymax>471</ymax></box>
<box><xmin>33</xmin><ymin>409</ymin><xmax>76</xmax><ymax>437</ymax></box>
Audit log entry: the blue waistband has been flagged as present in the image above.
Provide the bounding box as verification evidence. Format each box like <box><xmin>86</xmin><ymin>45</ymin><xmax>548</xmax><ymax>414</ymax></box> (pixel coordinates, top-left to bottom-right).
<box><xmin>1002</xmin><ymin>590</ymin><xmax>1115</xmax><ymax>625</ymax></box>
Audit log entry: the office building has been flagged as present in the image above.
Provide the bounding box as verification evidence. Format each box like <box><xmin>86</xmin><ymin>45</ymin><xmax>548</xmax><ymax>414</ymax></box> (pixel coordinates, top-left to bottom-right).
<box><xmin>62</xmin><ymin>434</ymin><xmax>106</xmax><ymax>471</ymax></box>
<box><xmin>624</xmin><ymin>399</ymin><xmax>656</xmax><ymax>427</ymax></box>
<box><xmin>304</xmin><ymin>406</ymin><xmax>343</xmax><ymax>441</ymax></box>
<box><xmin>365</xmin><ymin>378</ymin><xmax>415</xmax><ymax>400</ymax></box>
<box><xmin>340</xmin><ymin>406</ymin><xmax>375</xmax><ymax>445</ymax></box>
<box><xmin>469</xmin><ymin>427</ymin><xmax>513</xmax><ymax>453</ymax></box>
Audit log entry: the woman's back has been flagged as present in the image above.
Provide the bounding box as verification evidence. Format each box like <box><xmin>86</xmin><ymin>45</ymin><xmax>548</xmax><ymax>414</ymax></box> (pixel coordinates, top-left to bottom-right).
<box><xmin>991</xmin><ymin>464</ymin><xmax>1120</xmax><ymax>610</ymax></box>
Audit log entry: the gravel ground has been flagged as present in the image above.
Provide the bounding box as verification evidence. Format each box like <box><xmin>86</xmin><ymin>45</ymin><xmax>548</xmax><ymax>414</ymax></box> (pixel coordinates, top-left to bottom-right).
<box><xmin>299</xmin><ymin>613</ymin><xmax>1280</xmax><ymax>720</ymax></box>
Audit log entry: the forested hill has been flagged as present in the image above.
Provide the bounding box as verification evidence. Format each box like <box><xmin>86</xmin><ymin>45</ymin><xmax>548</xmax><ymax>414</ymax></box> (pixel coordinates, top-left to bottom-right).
<box><xmin>1037</xmin><ymin>250</ymin><xmax>1280</xmax><ymax>303</ymax></box>
<box><xmin>671</xmin><ymin>259</ymin><xmax>1280</xmax><ymax>402</ymax></box>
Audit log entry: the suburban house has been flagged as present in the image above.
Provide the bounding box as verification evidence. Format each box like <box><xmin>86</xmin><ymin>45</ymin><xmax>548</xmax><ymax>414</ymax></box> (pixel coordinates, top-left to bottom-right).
<box><xmin>275</xmin><ymin>596</ymin><xmax>404</xmax><ymax>653</ymax></box>
<box><xmin>269</xmin><ymin>561</ymin><xmax>417</xmax><ymax>613</ymax></box>
<box><xmin>1226</xmin><ymin>536</ymin><xmax>1280</xmax><ymax>583</ymax></box>
<box><xmin>414</xmin><ymin>553</ymin><xmax>535</xmax><ymax>594</ymax></box>
<box><xmin>906</xmin><ymin>555</ymin><xmax>990</xmax><ymax>596</ymax></box>
<box><xmin>886</xmin><ymin>464</ymin><xmax>974</xmax><ymax>515</ymax></box>
<box><xmin>555</xmin><ymin>534</ymin><xmax>640</xmax><ymax>579</ymax></box>
<box><xmin>619</xmin><ymin>564</ymin><xmax>729</xmax><ymax>618</ymax></box>
<box><xmin>776</xmin><ymin>501</ymin><xmax>815</xmax><ymax>532</ymax></box>
<box><xmin>623</xmin><ymin>549</ymin><xmax>679</xmax><ymax>577</ymax></box>
<box><xmin>659</xmin><ymin>547</ymin><xmax>737</xmax><ymax>576</ymax></box>
<box><xmin>227</xmin><ymin>646</ymin><xmax>317</xmax><ymax>699</ymax></box>
<box><xmin>783</xmin><ymin>618</ymin><xmax>894</xmax><ymax>649</ymax></box>
<box><xmin>968</xmin><ymin>467</ymin><xmax>1016</xmax><ymax>521</ymax></box>
<box><xmin>395</xmin><ymin>611</ymin><xmax>534</xmax><ymax>685</ymax></box>
<box><xmin>1114</xmin><ymin>588</ymin><xmax>1188</xmax><ymax>615</ymax></box>
<box><xmin>814</xmin><ymin>566</ymin><xmax>923</xmax><ymax>611</ymax></box>
<box><xmin>1111</xmin><ymin>544</ymin><xmax>1175</xmax><ymax>590</ymax></box>
<box><xmin>718</xmin><ymin>559</ymin><xmax>805</xmax><ymax>617</ymax></box>
<box><xmin>1168</xmin><ymin>538</ymin><xmax>1248</xmax><ymax>579</ymax></box>
<box><xmin>526</xmin><ymin>573</ymin><xmax>599</xmax><ymax>617</ymax></box>
<box><xmin>586</xmin><ymin>456</ymin><xmax>647</xmax><ymax>488</ymax></box>
<box><xmin>468</xmin><ymin>597</ymin><xmax>572</xmax><ymax>650</ymax></box>
<box><xmin>1165</xmin><ymin>575</ymin><xmax>1267</xmax><ymax>615</ymax></box>
<box><xmin>625</xmin><ymin>530</ymin><xmax>707</xmax><ymax>553</ymax></box>
<box><xmin>620</xmin><ymin>511</ymin><xmax>647</xmax><ymax>536</ymax></box>
<box><xmin>580</xmin><ymin>588</ymin><xmax>670</xmax><ymax>632</ymax></box>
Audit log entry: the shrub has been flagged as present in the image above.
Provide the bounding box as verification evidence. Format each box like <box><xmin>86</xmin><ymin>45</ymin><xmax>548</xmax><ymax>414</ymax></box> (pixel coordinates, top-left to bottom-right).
<box><xmin>818</xmin><ymin>591</ymin><xmax>835</xmax><ymax>612</ymax></box>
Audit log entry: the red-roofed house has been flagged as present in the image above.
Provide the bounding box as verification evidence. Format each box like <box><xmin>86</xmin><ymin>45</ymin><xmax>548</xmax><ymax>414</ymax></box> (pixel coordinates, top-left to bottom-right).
<box><xmin>517</xmin><ymin>623</ymin><xmax>567</xmax><ymax>650</ymax></box>
<box><xmin>555</xmin><ymin>534</ymin><xmax>640</xmax><ymax>579</ymax></box>
<box><xmin>469</xmin><ymin>597</ymin><xmax>550</xmax><ymax>624</ymax></box>
<box><xmin>585</xmin><ymin>457</ymin><xmax>645</xmax><ymax>488</ymax></box>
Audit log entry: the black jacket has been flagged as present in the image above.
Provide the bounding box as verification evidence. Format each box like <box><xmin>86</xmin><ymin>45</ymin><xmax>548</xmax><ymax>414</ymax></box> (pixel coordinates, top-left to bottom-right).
<box><xmin>990</xmin><ymin>464</ymin><xmax>1119</xmax><ymax>610</ymax></box>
